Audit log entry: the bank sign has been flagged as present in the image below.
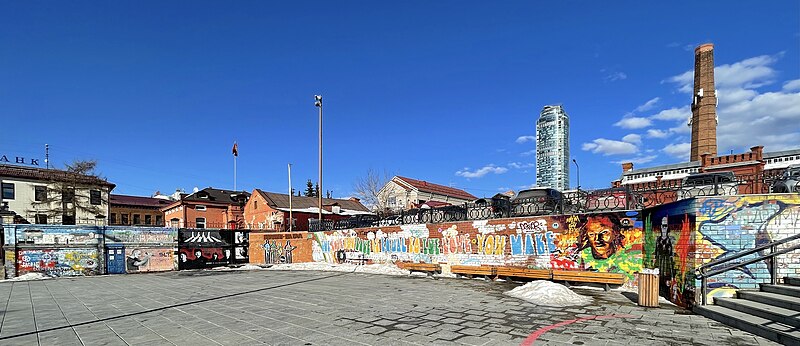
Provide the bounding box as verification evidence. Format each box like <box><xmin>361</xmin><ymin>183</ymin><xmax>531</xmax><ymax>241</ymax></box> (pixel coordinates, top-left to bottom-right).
<box><xmin>0</xmin><ymin>155</ymin><xmax>41</xmax><ymax>166</ymax></box>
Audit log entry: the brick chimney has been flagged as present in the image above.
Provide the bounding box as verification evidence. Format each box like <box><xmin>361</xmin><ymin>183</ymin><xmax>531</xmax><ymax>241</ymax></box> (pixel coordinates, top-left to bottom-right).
<box><xmin>750</xmin><ymin>146</ymin><xmax>764</xmax><ymax>160</ymax></box>
<box><xmin>690</xmin><ymin>43</ymin><xmax>718</xmax><ymax>161</ymax></box>
<box><xmin>348</xmin><ymin>197</ymin><xmax>360</xmax><ymax>203</ymax></box>
<box><xmin>622</xmin><ymin>162</ymin><xmax>634</xmax><ymax>172</ymax></box>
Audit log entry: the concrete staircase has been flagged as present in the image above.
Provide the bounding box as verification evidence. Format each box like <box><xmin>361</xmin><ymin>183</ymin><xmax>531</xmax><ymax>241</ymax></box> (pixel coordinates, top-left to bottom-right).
<box><xmin>695</xmin><ymin>277</ymin><xmax>800</xmax><ymax>345</ymax></box>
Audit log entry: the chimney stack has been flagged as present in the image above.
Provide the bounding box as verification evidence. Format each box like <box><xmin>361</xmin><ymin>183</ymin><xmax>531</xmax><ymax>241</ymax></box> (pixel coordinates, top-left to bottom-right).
<box><xmin>622</xmin><ymin>162</ymin><xmax>634</xmax><ymax>172</ymax></box>
<box><xmin>690</xmin><ymin>43</ymin><xmax>718</xmax><ymax>162</ymax></box>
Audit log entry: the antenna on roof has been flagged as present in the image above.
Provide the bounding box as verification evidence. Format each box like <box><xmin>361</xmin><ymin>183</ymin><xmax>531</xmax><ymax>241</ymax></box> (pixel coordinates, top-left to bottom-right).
<box><xmin>45</xmin><ymin>144</ymin><xmax>49</xmax><ymax>169</ymax></box>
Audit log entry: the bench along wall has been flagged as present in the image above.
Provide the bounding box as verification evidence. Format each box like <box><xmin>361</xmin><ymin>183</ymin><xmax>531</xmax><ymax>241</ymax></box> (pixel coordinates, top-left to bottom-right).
<box><xmin>312</xmin><ymin>211</ymin><xmax>644</xmax><ymax>287</ymax></box>
<box><xmin>249</xmin><ymin>232</ymin><xmax>313</xmax><ymax>265</ymax></box>
<box><xmin>643</xmin><ymin>194</ymin><xmax>800</xmax><ymax>308</ymax></box>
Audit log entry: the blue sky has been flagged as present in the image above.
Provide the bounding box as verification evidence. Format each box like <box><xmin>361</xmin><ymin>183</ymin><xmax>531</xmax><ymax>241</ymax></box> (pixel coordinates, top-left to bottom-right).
<box><xmin>2</xmin><ymin>1</ymin><xmax>799</xmax><ymax>198</ymax></box>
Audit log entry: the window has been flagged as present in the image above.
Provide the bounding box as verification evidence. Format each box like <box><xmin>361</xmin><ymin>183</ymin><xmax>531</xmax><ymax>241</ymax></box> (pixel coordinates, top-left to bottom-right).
<box><xmin>90</xmin><ymin>190</ymin><xmax>101</xmax><ymax>205</ymax></box>
<box><xmin>110</xmin><ymin>213</ymin><xmax>117</xmax><ymax>224</ymax></box>
<box><xmin>121</xmin><ymin>214</ymin><xmax>129</xmax><ymax>225</ymax></box>
<box><xmin>195</xmin><ymin>205</ymin><xmax>207</xmax><ymax>211</ymax></box>
<box><xmin>35</xmin><ymin>186</ymin><xmax>47</xmax><ymax>202</ymax></box>
<box><xmin>35</xmin><ymin>214</ymin><xmax>47</xmax><ymax>224</ymax></box>
<box><xmin>145</xmin><ymin>215</ymin><xmax>152</xmax><ymax>225</ymax></box>
<box><xmin>254</xmin><ymin>201</ymin><xmax>257</xmax><ymax>209</ymax></box>
<box><xmin>156</xmin><ymin>215</ymin><xmax>163</xmax><ymax>226</ymax></box>
<box><xmin>170</xmin><ymin>218</ymin><xmax>180</xmax><ymax>228</ymax></box>
<box><xmin>1</xmin><ymin>183</ymin><xmax>14</xmax><ymax>200</ymax></box>
<box><xmin>388</xmin><ymin>197</ymin><xmax>396</xmax><ymax>206</ymax></box>
<box><xmin>62</xmin><ymin>188</ymin><xmax>75</xmax><ymax>203</ymax></box>
<box><xmin>133</xmin><ymin>214</ymin><xmax>141</xmax><ymax>225</ymax></box>
<box><xmin>196</xmin><ymin>217</ymin><xmax>206</xmax><ymax>229</ymax></box>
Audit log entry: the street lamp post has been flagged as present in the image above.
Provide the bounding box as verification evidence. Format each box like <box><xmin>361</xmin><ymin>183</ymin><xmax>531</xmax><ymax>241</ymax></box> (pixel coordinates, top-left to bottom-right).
<box><xmin>314</xmin><ymin>95</ymin><xmax>323</xmax><ymax>230</ymax></box>
<box><xmin>572</xmin><ymin>158</ymin><xmax>580</xmax><ymax>190</ymax></box>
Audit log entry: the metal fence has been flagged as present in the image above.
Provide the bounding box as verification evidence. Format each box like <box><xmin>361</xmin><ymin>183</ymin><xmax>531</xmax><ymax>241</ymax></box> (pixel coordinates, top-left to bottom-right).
<box><xmin>307</xmin><ymin>171</ymin><xmax>799</xmax><ymax>231</ymax></box>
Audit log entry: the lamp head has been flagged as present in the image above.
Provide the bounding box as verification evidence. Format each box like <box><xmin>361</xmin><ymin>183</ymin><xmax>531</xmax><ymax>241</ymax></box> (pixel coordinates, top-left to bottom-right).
<box><xmin>314</xmin><ymin>95</ymin><xmax>322</xmax><ymax>107</ymax></box>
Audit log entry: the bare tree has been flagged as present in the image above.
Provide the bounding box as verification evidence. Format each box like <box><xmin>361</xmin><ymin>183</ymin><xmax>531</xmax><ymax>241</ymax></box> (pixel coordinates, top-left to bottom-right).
<box><xmin>28</xmin><ymin>160</ymin><xmax>111</xmax><ymax>225</ymax></box>
<box><xmin>353</xmin><ymin>169</ymin><xmax>393</xmax><ymax>211</ymax></box>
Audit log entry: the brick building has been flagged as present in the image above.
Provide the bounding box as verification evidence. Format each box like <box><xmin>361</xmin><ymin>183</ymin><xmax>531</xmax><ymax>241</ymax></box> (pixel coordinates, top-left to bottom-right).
<box><xmin>109</xmin><ymin>194</ymin><xmax>172</xmax><ymax>226</ymax></box>
<box><xmin>243</xmin><ymin>189</ymin><xmax>371</xmax><ymax>231</ymax></box>
<box><xmin>612</xmin><ymin>44</ymin><xmax>800</xmax><ymax>194</ymax></box>
<box><xmin>161</xmin><ymin>187</ymin><xmax>250</xmax><ymax>229</ymax></box>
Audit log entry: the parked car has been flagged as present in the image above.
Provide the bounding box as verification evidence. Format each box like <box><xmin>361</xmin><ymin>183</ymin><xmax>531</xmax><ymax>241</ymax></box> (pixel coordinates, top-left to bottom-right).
<box><xmin>511</xmin><ymin>188</ymin><xmax>563</xmax><ymax>216</ymax></box>
<box><xmin>470</xmin><ymin>194</ymin><xmax>512</xmax><ymax>219</ymax></box>
<box><xmin>678</xmin><ymin>171</ymin><xmax>739</xmax><ymax>199</ymax></box>
<box><xmin>771</xmin><ymin>164</ymin><xmax>800</xmax><ymax>193</ymax></box>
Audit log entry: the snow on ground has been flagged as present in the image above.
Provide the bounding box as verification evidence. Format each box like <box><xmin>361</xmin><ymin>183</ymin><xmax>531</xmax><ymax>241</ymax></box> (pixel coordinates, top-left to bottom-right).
<box><xmin>267</xmin><ymin>262</ymin><xmax>410</xmax><ymax>276</ymax></box>
<box><xmin>1</xmin><ymin>273</ymin><xmax>52</xmax><ymax>282</ymax></box>
<box><xmin>211</xmin><ymin>264</ymin><xmax>268</xmax><ymax>271</ymax></box>
<box><xmin>504</xmin><ymin>280</ymin><xmax>593</xmax><ymax>307</ymax></box>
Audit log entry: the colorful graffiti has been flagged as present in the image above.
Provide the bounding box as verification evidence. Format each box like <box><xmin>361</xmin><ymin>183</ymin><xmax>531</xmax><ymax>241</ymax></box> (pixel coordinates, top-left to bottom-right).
<box><xmin>125</xmin><ymin>248</ymin><xmax>174</xmax><ymax>272</ymax></box>
<box><xmin>17</xmin><ymin>227</ymin><xmax>99</xmax><ymax>245</ymax></box>
<box><xmin>17</xmin><ymin>249</ymin><xmax>100</xmax><ymax>277</ymax></box>
<box><xmin>311</xmin><ymin>211</ymin><xmax>644</xmax><ymax>286</ymax></box>
<box><xmin>263</xmin><ymin>240</ymin><xmax>297</xmax><ymax>264</ymax></box>
<box><xmin>645</xmin><ymin>195</ymin><xmax>800</xmax><ymax>307</ymax></box>
<box><xmin>106</xmin><ymin>227</ymin><xmax>177</xmax><ymax>243</ymax></box>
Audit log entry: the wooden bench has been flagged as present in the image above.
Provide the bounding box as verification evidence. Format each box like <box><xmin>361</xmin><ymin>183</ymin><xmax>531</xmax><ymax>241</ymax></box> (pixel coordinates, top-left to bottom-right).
<box><xmin>552</xmin><ymin>270</ymin><xmax>625</xmax><ymax>291</ymax></box>
<box><xmin>496</xmin><ymin>267</ymin><xmax>552</xmax><ymax>280</ymax></box>
<box><xmin>450</xmin><ymin>265</ymin><xmax>496</xmax><ymax>279</ymax></box>
<box><xmin>399</xmin><ymin>262</ymin><xmax>441</xmax><ymax>275</ymax></box>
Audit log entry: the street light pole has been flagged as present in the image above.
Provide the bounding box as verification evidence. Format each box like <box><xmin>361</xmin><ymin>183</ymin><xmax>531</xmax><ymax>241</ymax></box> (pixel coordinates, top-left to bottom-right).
<box><xmin>314</xmin><ymin>95</ymin><xmax>323</xmax><ymax>230</ymax></box>
<box><xmin>572</xmin><ymin>158</ymin><xmax>580</xmax><ymax>190</ymax></box>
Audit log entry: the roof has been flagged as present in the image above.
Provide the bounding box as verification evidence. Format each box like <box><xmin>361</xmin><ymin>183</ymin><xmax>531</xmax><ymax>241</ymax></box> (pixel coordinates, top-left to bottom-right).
<box><xmin>0</xmin><ymin>164</ymin><xmax>116</xmax><ymax>189</ymax></box>
<box><xmin>763</xmin><ymin>148</ymin><xmax>800</xmax><ymax>159</ymax></box>
<box><xmin>110</xmin><ymin>194</ymin><xmax>173</xmax><ymax>208</ymax></box>
<box><xmin>393</xmin><ymin>176</ymin><xmax>477</xmax><ymax>201</ymax></box>
<box><xmin>255</xmin><ymin>189</ymin><xmax>370</xmax><ymax>212</ymax></box>
<box><xmin>172</xmin><ymin>187</ymin><xmax>250</xmax><ymax>206</ymax></box>
<box><xmin>622</xmin><ymin>161</ymin><xmax>701</xmax><ymax>176</ymax></box>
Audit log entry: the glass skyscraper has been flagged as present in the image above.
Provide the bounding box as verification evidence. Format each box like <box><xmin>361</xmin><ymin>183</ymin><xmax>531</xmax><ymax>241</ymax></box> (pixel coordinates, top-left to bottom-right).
<box><xmin>536</xmin><ymin>105</ymin><xmax>570</xmax><ymax>191</ymax></box>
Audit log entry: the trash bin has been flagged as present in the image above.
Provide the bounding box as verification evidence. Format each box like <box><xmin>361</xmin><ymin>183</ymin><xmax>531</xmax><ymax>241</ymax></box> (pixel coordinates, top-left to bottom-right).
<box><xmin>638</xmin><ymin>268</ymin><xmax>659</xmax><ymax>307</ymax></box>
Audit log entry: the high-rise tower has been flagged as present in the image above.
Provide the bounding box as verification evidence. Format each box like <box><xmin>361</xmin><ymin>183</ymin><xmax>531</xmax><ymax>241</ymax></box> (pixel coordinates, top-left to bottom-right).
<box><xmin>689</xmin><ymin>43</ymin><xmax>718</xmax><ymax>161</ymax></box>
<box><xmin>536</xmin><ymin>105</ymin><xmax>570</xmax><ymax>191</ymax></box>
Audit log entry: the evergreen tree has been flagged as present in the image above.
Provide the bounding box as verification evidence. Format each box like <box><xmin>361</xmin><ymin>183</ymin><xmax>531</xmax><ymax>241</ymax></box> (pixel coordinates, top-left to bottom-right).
<box><xmin>305</xmin><ymin>179</ymin><xmax>316</xmax><ymax>197</ymax></box>
<box><xmin>314</xmin><ymin>183</ymin><xmax>320</xmax><ymax>198</ymax></box>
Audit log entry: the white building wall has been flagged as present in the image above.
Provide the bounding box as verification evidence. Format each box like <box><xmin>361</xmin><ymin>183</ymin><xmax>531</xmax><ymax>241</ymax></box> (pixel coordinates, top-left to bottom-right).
<box><xmin>0</xmin><ymin>177</ymin><xmax>110</xmax><ymax>225</ymax></box>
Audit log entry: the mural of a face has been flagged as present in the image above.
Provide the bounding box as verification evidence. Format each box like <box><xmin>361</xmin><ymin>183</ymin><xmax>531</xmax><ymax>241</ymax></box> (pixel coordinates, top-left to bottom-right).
<box><xmin>585</xmin><ymin>218</ymin><xmax>619</xmax><ymax>259</ymax></box>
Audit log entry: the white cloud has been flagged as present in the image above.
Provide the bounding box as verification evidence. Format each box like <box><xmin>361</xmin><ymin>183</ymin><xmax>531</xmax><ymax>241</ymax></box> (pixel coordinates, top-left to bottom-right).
<box><xmin>614</xmin><ymin>116</ymin><xmax>652</xmax><ymax>129</ymax></box>
<box><xmin>508</xmin><ymin>162</ymin><xmax>534</xmax><ymax>169</ymax></box>
<box><xmin>650</xmin><ymin>106</ymin><xmax>690</xmax><ymax>121</ymax></box>
<box><xmin>635</xmin><ymin>97</ymin><xmax>660</xmax><ymax>112</ymax></box>
<box><xmin>605</xmin><ymin>71</ymin><xmax>628</xmax><ymax>82</ymax></box>
<box><xmin>622</xmin><ymin>134</ymin><xmax>642</xmax><ymax>144</ymax></box>
<box><xmin>520</xmin><ymin>150</ymin><xmax>536</xmax><ymax>156</ymax></box>
<box><xmin>515</xmin><ymin>135</ymin><xmax>535</xmax><ymax>144</ymax></box>
<box><xmin>582</xmin><ymin>139</ymin><xmax>638</xmax><ymax>156</ymax></box>
<box><xmin>783</xmin><ymin>79</ymin><xmax>800</xmax><ymax>91</ymax></box>
<box><xmin>666</xmin><ymin>53</ymin><xmax>781</xmax><ymax>93</ymax></box>
<box><xmin>662</xmin><ymin>143</ymin><xmax>691</xmax><ymax>160</ymax></box>
<box><xmin>456</xmin><ymin>165</ymin><xmax>508</xmax><ymax>179</ymax></box>
<box><xmin>612</xmin><ymin>155</ymin><xmax>658</xmax><ymax>165</ymax></box>
<box><xmin>646</xmin><ymin>129</ymin><xmax>669</xmax><ymax>138</ymax></box>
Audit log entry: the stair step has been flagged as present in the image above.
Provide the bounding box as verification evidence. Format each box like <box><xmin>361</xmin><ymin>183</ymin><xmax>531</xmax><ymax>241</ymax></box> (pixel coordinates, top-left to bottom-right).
<box><xmin>786</xmin><ymin>277</ymin><xmax>800</xmax><ymax>287</ymax></box>
<box><xmin>762</xmin><ymin>283</ymin><xmax>800</xmax><ymax>298</ymax></box>
<box><xmin>715</xmin><ymin>297</ymin><xmax>800</xmax><ymax>328</ymax></box>
<box><xmin>739</xmin><ymin>291</ymin><xmax>800</xmax><ymax>311</ymax></box>
<box><xmin>695</xmin><ymin>305</ymin><xmax>800</xmax><ymax>345</ymax></box>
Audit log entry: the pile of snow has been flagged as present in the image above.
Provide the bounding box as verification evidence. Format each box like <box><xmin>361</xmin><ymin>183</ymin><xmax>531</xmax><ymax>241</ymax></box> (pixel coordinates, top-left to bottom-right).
<box><xmin>267</xmin><ymin>262</ymin><xmax>410</xmax><ymax>276</ymax></box>
<box><xmin>2</xmin><ymin>273</ymin><xmax>52</xmax><ymax>282</ymax></box>
<box><xmin>504</xmin><ymin>280</ymin><xmax>593</xmax><ymax>307</ymax></box>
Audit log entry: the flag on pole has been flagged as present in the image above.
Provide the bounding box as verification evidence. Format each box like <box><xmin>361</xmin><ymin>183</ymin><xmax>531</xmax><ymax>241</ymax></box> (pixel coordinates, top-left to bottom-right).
<box><xmin>232</xmin><ymin>142</ymin><xmax>239</xmax><ymax>157</ymax></box>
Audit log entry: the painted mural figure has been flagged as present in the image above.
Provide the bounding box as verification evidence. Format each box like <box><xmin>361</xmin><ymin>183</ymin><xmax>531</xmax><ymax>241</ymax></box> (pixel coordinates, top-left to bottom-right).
<box><xmin>580</xmin><ymin>217</ymin><xmax>623</xmax><ymax>260</ymax></box>
<box><xmin>577</xmin><ymin>216</ymin><xmax>641</xmax><ymax>277</ymax></box>
<box><xmin>126</xmin><ymin>249</ymin><xmax>152</xmax><ymax>272</ymax></box>
<box><xmin>655</xmin><ymin>216</ymin><xmax>675</xmax><ymax>295</ymax></box>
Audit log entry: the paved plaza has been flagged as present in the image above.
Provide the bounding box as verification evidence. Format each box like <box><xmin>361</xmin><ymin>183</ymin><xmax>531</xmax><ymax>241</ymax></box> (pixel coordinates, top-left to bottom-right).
<box><xmin>0</xmin><ymin>269</ymin><xmax>777</xmax><ymax>345</ymax></box>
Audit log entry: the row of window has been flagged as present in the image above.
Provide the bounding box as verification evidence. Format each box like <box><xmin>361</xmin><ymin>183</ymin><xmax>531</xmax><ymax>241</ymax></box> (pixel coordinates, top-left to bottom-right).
<box><xmin>0</xmin><ymin>183</ymin><xmax>102</xmax><ymax>205</ymax></box>
<box><xmin>766</xmin><ymin>156</ymin><xmax>800</xmax><ymax>164</ymax></box>
<box><xmin>627</xmin><ymin>168</ymin><xmax>699</xmax><ymax>180</ymax></box>
<box><xmin>109</xmin><ymin>213</ymin><xmax>163</xmax><ymax>226</ymax></box>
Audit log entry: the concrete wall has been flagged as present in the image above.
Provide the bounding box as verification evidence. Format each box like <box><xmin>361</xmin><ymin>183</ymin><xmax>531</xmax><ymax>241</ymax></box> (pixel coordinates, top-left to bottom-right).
<box><xmin>643</xmin><ymin>194</ymin><xmax>800</xmax><ymax>308</ymax></box>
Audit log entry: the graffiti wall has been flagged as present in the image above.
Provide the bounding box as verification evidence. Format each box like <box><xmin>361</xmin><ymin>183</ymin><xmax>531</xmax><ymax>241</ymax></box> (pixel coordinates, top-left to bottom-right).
<box><xmin>249</xmin><ymin>232</ymin><xmax>313</xmax><ymax>265</ymax></box>
<box><xmin>177</xmin><ymin>229</ymin><xmax>231</xmax><ymax>269</ymax></box>
<box><xmin>106</xmin><ymin>227</ymin><xmax>177</xmax><ymax>244</ymax></box>
<box><xmin>125</xmin><ymin>247</ymin><xmax>174</xmax><ymax>272</ymax></box>
<box><xmin>310</xmin><ymin>211</ymin><xmax>643</xmax><ymax>286</ymax></box>
<box><xmin>644</xmin><ymin>194</ymin><xmax>800</xmax><ymax>307</ymax></box>
<box><xmin>17</xmin><ymin>248</ymin><xmax>100</xmax><ymax>277</ymax></box>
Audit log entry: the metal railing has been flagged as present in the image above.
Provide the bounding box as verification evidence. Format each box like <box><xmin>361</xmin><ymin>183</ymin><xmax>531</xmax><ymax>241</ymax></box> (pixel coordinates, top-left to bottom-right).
<box><xmin>695</xmin><ymin>233</ymin><xmax>800</xmax><ymax>305</ymax></box>
<box><xmin>305</xmin><ymin>172</ymin><xmax>798</xmax><ymax>231</ymax></box>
